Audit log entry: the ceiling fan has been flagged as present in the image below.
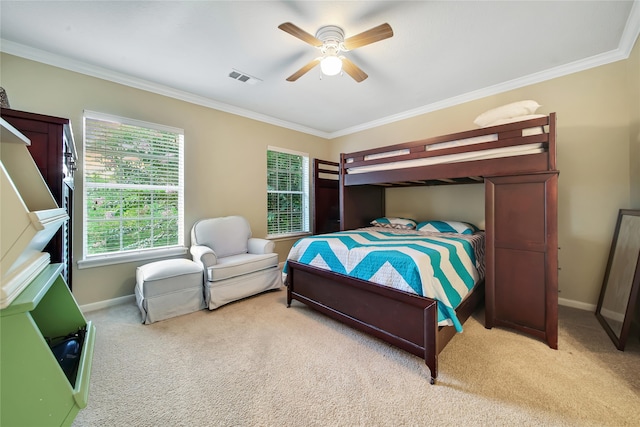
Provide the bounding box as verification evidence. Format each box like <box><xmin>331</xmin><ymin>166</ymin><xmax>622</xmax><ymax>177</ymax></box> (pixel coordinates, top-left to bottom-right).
<box><xmin>278</xmin><ymin>22</ymin><xmax>393</xmax><ymax>83</ymax></box>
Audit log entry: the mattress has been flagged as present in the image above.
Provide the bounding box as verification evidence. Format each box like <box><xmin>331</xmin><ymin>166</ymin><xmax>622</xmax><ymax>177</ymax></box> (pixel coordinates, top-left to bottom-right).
<box><xmin>284</xmin><ymin>227</ymin><xmax>485</xmax><ymax>331</ymax></box>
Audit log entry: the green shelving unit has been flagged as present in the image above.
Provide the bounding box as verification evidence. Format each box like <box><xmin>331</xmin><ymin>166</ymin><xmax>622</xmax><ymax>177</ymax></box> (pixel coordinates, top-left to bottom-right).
<box><xmin>0</xmin><ymin>263</ymin><xmax>96</xmax><ymax>426</ymax></box>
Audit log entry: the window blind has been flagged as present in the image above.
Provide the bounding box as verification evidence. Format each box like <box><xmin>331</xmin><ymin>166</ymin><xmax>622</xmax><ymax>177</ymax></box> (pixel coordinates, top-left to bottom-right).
<box><xmin>267</xmin><ymin>147</ymin><xmax>309</xmax><ymax>236</ymax></box>
<box><xmin>83</xmin><ymin>111</ymin><xmax>184</xmax><ymax>258</ymax></box>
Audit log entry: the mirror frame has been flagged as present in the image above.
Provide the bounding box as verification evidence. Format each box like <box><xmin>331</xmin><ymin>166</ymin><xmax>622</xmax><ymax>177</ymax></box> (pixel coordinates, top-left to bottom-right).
<box><xmin>595</xmin><ymin>209</ymin><xmax>640</xmax><ymax>351</ymax></box>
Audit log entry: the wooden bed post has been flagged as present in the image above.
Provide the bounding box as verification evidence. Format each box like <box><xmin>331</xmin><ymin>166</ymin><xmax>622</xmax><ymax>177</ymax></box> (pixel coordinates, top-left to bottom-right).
<box><xmin>548</xmin><ymin>112</ymin><xmax>557</xmax><ymax>171</ymax></box>
<box><xmin>339</xmin><ymin>153</ymin><xmax>347</xmax><ymax>231</ymax></box>
<box><xmin>424</xmin><ymin>301</ymin><xmax>438</xmax><ymax>384</ymax></box>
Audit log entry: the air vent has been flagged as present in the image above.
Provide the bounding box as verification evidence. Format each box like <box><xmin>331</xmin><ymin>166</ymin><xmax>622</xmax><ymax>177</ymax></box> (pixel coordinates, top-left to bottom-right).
<box><xmin>228</xmin><ymin>69</ymin><xmax>262</xmax><ymax>85</ymax></box>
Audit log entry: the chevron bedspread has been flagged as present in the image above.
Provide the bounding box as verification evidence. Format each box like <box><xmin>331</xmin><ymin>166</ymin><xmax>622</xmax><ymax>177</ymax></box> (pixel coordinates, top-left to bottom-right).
<box><xmin>284</xmin><ymin>227</ymin><xmax>485</xmax><ymax>332</ymax></box>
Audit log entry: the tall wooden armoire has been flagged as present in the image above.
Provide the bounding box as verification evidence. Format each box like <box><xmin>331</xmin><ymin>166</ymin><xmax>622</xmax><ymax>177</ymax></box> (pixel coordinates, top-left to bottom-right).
<box><xmin>1</xmin><ymin>108</ymin><xmax>77</xmax><ymax>288</ymax></box>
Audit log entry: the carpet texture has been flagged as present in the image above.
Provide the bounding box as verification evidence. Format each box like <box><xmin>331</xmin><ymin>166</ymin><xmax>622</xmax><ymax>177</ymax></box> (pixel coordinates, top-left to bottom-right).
<box><xmin>72</xmin><ymin>289</ymin><xmax>639</xmax><ymax>426</ymax></box>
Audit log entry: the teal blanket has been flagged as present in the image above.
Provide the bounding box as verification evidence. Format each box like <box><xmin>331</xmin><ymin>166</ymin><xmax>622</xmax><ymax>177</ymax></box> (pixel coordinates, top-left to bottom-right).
<box><xmin>284</xmin><ymin>227</ymin><xmax>485</xmax><ymax>332</ymax></box>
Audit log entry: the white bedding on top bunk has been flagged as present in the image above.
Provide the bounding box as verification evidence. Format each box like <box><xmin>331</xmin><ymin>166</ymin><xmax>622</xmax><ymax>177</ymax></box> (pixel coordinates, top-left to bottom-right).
<box><xmin>347</xmin><ymin>143</ymin><xmax>544</xmax><ymax>174</ymax></box>
<box><xmin>345</xmin><ymin>126</ymin><xmax>544</xmax><ymax>174</ymax></box>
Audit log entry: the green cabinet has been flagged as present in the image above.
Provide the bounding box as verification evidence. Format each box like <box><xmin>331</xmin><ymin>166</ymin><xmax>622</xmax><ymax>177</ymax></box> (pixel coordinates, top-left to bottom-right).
<box><xmin>0</xmin><ymin>264</ymin><xmax>95</xmax><ymax>426</ymax></box>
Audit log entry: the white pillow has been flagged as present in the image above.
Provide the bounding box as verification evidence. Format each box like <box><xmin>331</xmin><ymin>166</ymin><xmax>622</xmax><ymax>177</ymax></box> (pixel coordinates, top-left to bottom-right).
<box><xmin>370</xmin><ymin>217</ymin><xmax>417</xmax><ymax>230</ymax></box>
<box><xmin>474</xmin><ymin>101</ymin><xmax>541</xmax><ymax>127</ymax></box>
<box><xmin>484</xmin><ymin>114</ymin><xmax>546</xmax><ymax>127</ymax></box>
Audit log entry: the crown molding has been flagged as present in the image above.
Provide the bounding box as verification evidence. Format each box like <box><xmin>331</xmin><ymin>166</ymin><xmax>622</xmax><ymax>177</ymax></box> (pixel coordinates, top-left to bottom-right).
<box><xmin>329</xmin><ymin>1</ymin><xmax>640</xmax><ymax>138</ymax></box>
<box><xmin>0</xmin><ymin>39</ymin><xmax>331</xmax><ymax>139</ymax></box>
<box><xmin>328</xmin><ymin>48</ymin><xmax>629</xmax><ymax>139</ymax></box>
<box><xmin>2</xmin><ymin>0</ymin><xmax>638</xmax><ymax>141</ymax></box>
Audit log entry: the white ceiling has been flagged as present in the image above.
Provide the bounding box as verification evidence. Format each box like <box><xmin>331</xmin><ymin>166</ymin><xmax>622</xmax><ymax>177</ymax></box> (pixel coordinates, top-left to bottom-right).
<box><xmin>1</xmin><ymin>1</ymin><xmax>639</xmax><ymax>138</ymax></box>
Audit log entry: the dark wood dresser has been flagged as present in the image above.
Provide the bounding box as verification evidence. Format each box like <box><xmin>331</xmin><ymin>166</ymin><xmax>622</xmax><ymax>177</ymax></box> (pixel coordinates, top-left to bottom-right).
<box><xmin>1</xmin><ymin>108</ymin><xmax>77</xmax><ymax>289</ymax></box>
<box><xmin>485</xmin><ymin>172</ymin><xmax>559</xmax><ymax>349</ymax></box>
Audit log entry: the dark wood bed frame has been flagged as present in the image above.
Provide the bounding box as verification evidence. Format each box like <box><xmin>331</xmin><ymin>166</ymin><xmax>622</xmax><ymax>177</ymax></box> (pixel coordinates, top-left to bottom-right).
<box><xmin>286</xmin><ymin>261</ymin><xmax>484</xmax><ymax>384</ymax></box>
<box><xmin>311</xmin><ymin>159</ymin><xmax>340</xmax><ymax>235</ymax></box>
<box><xmin>286</xmin><ymin>113</ymin><xmax>558</xmax><ymax>384</ymax></box>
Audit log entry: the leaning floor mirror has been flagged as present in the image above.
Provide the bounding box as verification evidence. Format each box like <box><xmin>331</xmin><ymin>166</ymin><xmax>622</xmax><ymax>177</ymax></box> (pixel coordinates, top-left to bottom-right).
<box><xmin>595</xmin><ymin>209</ymin><xmax>640</xmax><ymax>351</ymax></box>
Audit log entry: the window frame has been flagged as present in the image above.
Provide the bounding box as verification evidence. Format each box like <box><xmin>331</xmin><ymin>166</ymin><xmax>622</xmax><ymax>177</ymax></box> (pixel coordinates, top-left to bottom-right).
<box><xmin>78</xmin><ymin>110</ymin><xmax>186</xmax><ymax>269</ymax></box>
<box><xmin>266</xmin><ymin>146</ymin><xmax>310</xmax><ymax>239</ymax></box>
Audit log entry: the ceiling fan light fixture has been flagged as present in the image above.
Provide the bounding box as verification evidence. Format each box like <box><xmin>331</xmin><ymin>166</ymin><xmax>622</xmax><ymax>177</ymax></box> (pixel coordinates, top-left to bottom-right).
<box><xmin>279</xmin><ymin>22</ymin><xmax>392</xmax><ymax>82</ymax></box>
<box><xmin>320</xmin><ymin>55</ymin><xmax>342</xmax><ymax>76</ymax></box>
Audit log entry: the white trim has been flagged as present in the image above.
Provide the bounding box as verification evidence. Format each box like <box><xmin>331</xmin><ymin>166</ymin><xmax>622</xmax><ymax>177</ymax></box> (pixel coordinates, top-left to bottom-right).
<box><xmin>329</xmin><ymin>2</ymin><xmax>640</xmax><ymax>139</ymax></box>
<box><xmin>1</xmin><ymin>1</ymin><xmax>638</xmax><ymax>139</ymax></box>
<box><xmin>267</xmin><ymin>231</ymin><xmax>312</xmax><ymax>241</ymax></box>
<box><xmin>267</xmin><ymin>147</ymin><xmax>311</xmax><ymax>236</ymax></box>
<box><xmin>559</xmin><ymin>297</ymin><xmax>596</xmax><ymax>312</ymax></box>
<box><xmin>621</xmin><ymin>0</ymin><xmax>640</xmax><ymax>57</ymax></box>
<box><xmin>80</xmin><ymin>294</ymin><xmax>136</xmax><ymax>313</ymax></box>
<box><xmin>267</xmin><ymin>145</ymin><xmax>309</xmax><ymax>158</ymax></box>
<box><xmin>84</xmin><ymin>109</ymin><xmax>184</xmax><ymax>134</ymax></box>
<box><xmin>329</xmin><ymin>48</ymin><xmax>634</xmax><ymax>138</ymax></box>
<box><xmin>77</xmin><ymin>246</ymin><xmax>188</xmax><ymax>269</ymax></box>
<box><xmin>82</xmin><ymin>112</ymin><xmax>185</xmax><ymax>261</ymax></box>
<box><xmin>599</xmin><ymin>307</ymin><xmax>626</xmax><ymax>323</ymax></box>
<box><xmin>0</xmin><ymin>39</ymin><xmax>330</xmax><ymax>139</ymax></box>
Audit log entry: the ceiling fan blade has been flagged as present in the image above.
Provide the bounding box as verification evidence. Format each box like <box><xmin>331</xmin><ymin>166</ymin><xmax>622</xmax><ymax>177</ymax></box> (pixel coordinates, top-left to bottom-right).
<box><xmin>278</xmin><ymin>22</ymin><xmax>323</xmax><ymax>47</ymax></box>
<box><xmin>343</xmin><ymin>23</ymin><xmax>393</xmax><ymax>50</ymax></box>
<box><xmin>286</xmin><ymin>58</ymin><xmax>321</xmax><ymax>82</ymax></box>
<box><xmin>340</xmin><ymin>57</ymin><xmax>368</xmax><ymax>82</ymax></box>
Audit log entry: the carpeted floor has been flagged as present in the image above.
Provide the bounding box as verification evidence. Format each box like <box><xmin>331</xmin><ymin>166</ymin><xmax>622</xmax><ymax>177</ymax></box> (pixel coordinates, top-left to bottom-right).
<box><xmin>72</xmin><ymin>289</ymin><xmax>640</xmax><ymax>427</ymax></box>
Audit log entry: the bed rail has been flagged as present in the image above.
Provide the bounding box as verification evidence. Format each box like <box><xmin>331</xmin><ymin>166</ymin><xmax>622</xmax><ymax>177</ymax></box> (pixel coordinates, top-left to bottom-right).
<box><xmin>341</xmin><ymin>113</ymin><xmax>557</xmax><ymax>187</ymax></box>
<box><xmin>314</xmin><ymin>158</ymin><xmax>339</xmax><ymax>181</ymax></box>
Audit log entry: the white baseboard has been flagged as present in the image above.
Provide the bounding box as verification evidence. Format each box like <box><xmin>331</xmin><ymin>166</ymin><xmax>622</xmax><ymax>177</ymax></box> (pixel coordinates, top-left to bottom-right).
<box><xmin>559</xmin><ymin>297</ymin><xmax>596</xmax><ymax>312</ymax></box>
<box><xmin>80</xmin><ymin>294</ymin><xmax>136</xmax><ymax>313</ymax></box>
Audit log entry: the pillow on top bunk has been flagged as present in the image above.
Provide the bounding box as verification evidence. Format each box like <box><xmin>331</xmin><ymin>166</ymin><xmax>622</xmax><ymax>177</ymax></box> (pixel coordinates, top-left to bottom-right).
<box><xmin>370</xmin><ymin>217</ymin><xmax>417</xmax><ymax>230</ymax></box>
<box><xmin>473</xmin><ymin>100</ymin><xmax>541</xmax><ymax>127</ymax></box>
<box><xmin>485</xmin><ymin>113</ymin><xmax>546</xmax><ymax>126</ymax></box>
<box><xmin>416</xmin><ymin>220</ymin><xmax>478</xmax><ymax>235</ymax></box>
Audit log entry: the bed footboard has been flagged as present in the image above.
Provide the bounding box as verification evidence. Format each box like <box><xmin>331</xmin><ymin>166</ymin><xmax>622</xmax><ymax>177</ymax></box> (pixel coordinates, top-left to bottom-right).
<box><xmin>285</xmin><ymin>260</ymin><xmax>440</xmax><ymax>383</ymax></box>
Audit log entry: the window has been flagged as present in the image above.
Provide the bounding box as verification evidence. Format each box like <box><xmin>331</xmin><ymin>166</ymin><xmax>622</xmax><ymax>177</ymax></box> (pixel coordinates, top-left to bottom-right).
<box><xmin>267</xmin><ymin>146</ymin><xmax>309</xmax><ymax>237</ymax></box>
<box><xmin>81</xmin><ymin>111</ymin><xmax>184</xmax><ymax>266</ymax></box>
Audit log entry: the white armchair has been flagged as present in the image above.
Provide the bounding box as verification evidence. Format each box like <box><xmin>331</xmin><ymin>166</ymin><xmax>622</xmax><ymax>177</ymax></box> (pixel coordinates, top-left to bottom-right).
<box><xmin>190</xmin><ymin>216</ymin><xmax>282</xmax><ymax>309</ymax></box>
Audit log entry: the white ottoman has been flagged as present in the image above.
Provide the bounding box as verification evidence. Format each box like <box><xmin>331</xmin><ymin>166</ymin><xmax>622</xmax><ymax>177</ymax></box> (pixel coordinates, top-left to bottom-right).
<box><xmin>135</xmin><ymin>259</ymin><xmax>205</xmax><ymax>324</ymax></box>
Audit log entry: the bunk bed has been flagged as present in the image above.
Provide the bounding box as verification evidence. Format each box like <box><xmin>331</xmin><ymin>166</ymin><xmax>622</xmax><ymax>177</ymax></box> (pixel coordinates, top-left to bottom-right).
<box><xmin>311</xmin><ymin>159</ymin><xmax>340</xmax><ymax>235</ymax></box>
<box><xmin>285</xmin><ymin>111</ymin><xmax>559</xmax><ymax>384</ymax></box>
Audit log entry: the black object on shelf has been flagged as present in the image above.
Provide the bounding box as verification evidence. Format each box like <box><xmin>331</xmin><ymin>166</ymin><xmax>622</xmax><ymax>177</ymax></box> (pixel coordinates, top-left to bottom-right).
<box><xmin>48</xmin><ymin>327</ymin><xmax>86</xmax><ymax>387</ymax></box>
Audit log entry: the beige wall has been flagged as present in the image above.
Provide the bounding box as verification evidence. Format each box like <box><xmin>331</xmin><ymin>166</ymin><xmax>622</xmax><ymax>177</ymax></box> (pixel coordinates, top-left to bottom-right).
<box><xmin>1</xmin><ymin>37</ymin><xmax>638</xmax><ymax>308</ymax></box>
<box><xmin>330</xmin><ymin>39</ymin><xmax>640</xmax><ymax>309</ymax></box>
<box><xmin>1</xmin><ymin>53</ymin><xmax>329</xmax><ymax>305</ymax></box>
